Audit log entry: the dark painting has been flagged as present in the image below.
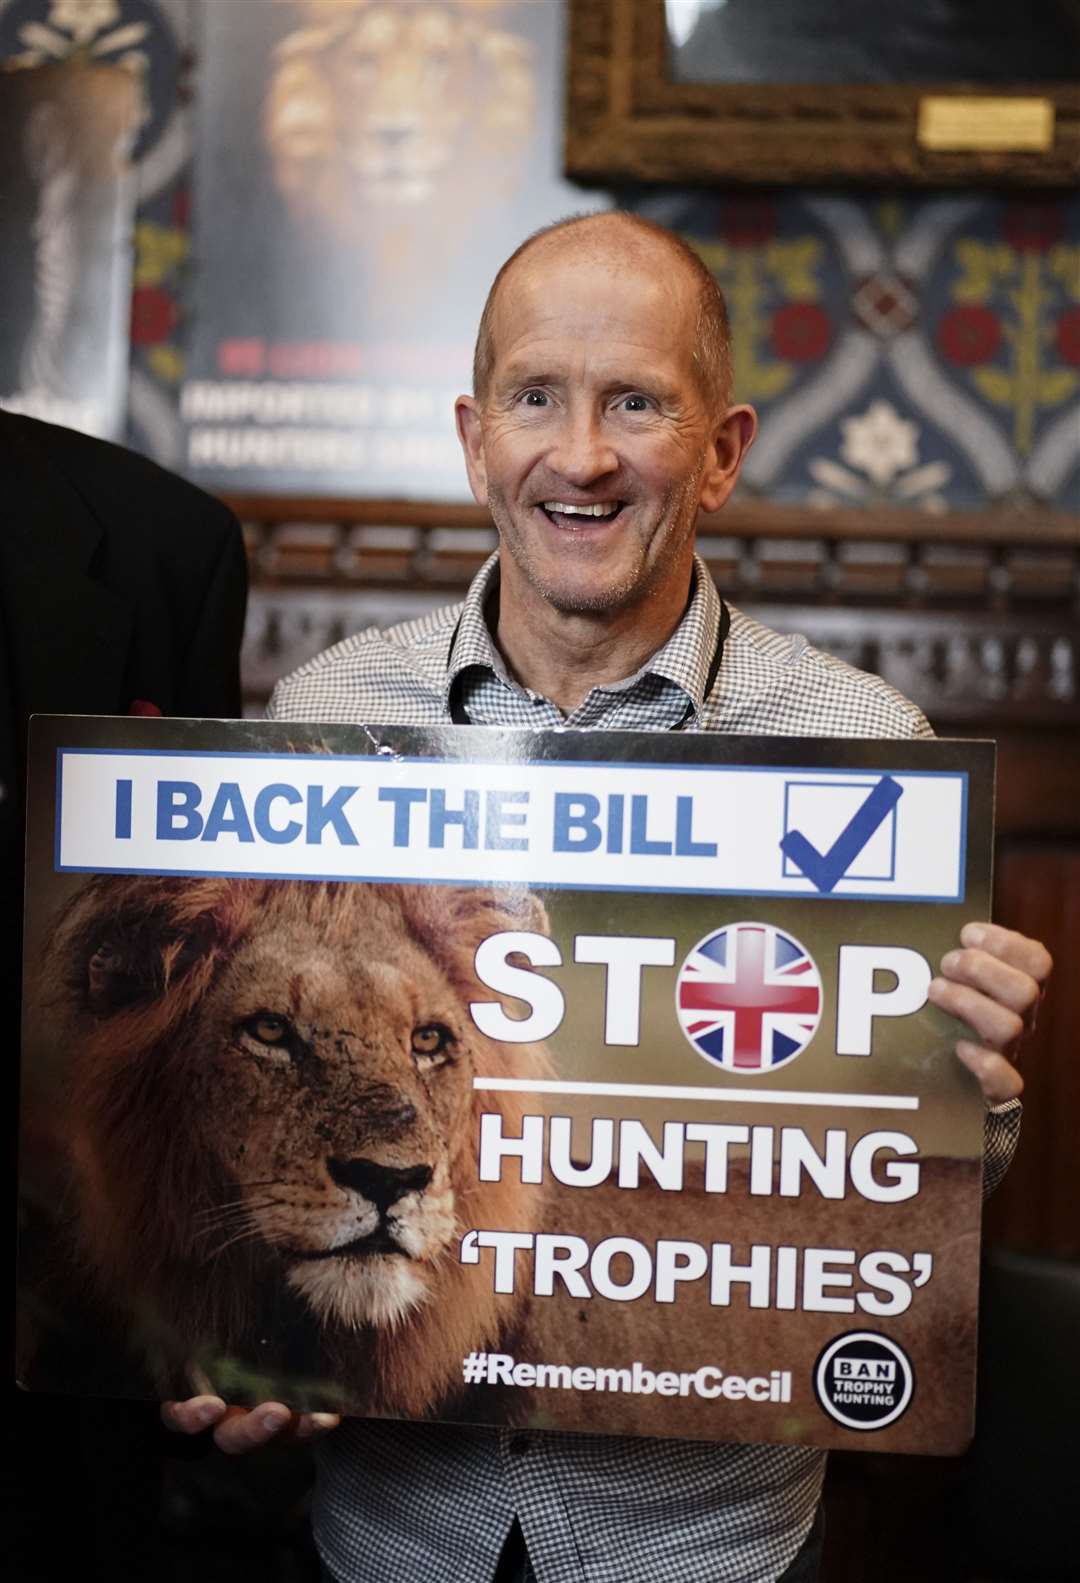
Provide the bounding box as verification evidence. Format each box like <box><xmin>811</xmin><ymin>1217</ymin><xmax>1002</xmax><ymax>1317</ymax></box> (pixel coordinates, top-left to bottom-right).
<box><xmin>669</xmin><ymin>0</ymin><xmax>1080</xmax><ymax>86</ymax></box>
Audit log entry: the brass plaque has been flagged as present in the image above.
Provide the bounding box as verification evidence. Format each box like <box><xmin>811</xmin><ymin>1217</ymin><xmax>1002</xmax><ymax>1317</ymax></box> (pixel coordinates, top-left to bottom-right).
<box><xmin>917</xmin><ymin>97</ymin><xmax>1054</xmax><ymax>153</ymax></box>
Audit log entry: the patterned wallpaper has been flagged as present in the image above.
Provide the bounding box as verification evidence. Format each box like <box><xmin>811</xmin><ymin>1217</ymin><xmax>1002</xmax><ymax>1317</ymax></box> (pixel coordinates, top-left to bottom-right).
<box><xmin>2</xmin><ymin>0</ymin><xmax>1077</xmax><ymax>511</ymax></box>
<box><xmin>635</xmin><ymin>189</ymin><xmax>1080</xmax><ymax>512</ymax></box>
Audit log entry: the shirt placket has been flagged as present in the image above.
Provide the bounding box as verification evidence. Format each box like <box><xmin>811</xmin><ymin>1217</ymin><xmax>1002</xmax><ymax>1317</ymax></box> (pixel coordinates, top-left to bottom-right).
<box><xmin>498</xmin><ymin>1428</ymin><xmax>587</xmax><ymax>1583</ymax></box>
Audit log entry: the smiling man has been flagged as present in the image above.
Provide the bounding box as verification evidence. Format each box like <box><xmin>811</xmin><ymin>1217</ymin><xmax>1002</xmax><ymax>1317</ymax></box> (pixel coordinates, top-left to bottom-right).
<box><xmin>456</xmin><ymin>214</ymin><xmax>753</xmax><ymax>714</ymax></box>
<box><xmin>166</xmin><ymin>214</ymin><xmax>1051</xmax><ymax>1583</ymax></box>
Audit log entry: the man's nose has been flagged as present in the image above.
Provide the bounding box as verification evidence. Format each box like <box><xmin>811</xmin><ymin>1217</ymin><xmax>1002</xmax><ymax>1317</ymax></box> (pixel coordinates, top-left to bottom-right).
<box><xmin>547</xmin><ymin>410</ymin><xmax>618</xmax><ymax>487</ymax></box>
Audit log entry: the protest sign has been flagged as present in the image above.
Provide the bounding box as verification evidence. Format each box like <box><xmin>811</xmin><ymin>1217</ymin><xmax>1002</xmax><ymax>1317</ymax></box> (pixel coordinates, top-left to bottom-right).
<box><xmin>18</xmin><ymin>715</ymin><xmax>993</xmax><ymax>1454</ymax></box>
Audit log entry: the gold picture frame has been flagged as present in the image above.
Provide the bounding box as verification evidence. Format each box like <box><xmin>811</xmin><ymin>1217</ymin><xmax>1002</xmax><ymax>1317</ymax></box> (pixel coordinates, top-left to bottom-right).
<box><xmin>565</xmin><ymin>0</ymin><xmax>1080</xmax><ymax>187</ymax></box>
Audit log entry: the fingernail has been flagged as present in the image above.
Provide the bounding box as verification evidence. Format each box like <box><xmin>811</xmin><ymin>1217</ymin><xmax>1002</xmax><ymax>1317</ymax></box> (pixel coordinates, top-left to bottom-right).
<box><xmin>942</xmin><ymin>951</ymin><xmax>960</xmax><ymax>973</ymax></box>
<box><xmin>193</xmin><ymin>1402</ymin><xmax>220</xmax><ymax>1428</ymax></box>
<box><xmin>963</xmin><ymin>924</ymin><xmax>986</xmax><ymax>947</ymax></box>
<box><xmin>310</xmin><ymin>1413</ymin><xmax>338</xmax><ymax>1431</ymax></box>
<box><xmin>259</xmin><ymin>1407</ymin><xmax>289</xmax><ymax>1433</ymax></box>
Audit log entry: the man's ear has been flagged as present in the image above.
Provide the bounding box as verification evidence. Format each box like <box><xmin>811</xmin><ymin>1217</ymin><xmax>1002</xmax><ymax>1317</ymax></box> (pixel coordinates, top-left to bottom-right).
<box><xmin>699</xmin><ymin>403</ymin><xmax>757</xmax><ymax>515</ymax></box>
<box><xmin>455</xmin><ymin>395</ymin><xmax>489</xmax><ymax>506</ymax></box>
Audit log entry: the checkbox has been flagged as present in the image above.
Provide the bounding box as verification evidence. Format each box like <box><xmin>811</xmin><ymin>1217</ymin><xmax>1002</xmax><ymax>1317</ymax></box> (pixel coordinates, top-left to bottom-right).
<box><xmin>782</xmin><ymin>780</ymin><xmax>897</xmax><ymax>882</ymax></box>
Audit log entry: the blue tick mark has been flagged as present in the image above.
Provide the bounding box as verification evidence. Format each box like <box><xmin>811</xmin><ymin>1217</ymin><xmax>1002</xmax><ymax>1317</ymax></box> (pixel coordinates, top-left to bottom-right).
<box><xmin>780</xmin><ymin>776</ymin><xmax>903</xmax><ymax>894</ymax></box>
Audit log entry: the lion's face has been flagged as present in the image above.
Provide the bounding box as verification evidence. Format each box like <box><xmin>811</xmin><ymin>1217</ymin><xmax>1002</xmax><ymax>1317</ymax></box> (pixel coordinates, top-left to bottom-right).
<box><xmin>265</xmin><ymin>0</ymin><xmax>534</xmax><ymax>222</ymax></box>
<box><xmin>333</xmin><ymin>4</ymin><xmax>478</xmax><ymax>203</ymax></box>
<box><xmin>57</xmin><ymin>878</ymin><xmax>550</xmax><ymax>1352</ymax></box>
<box><xmin>192</xmin><ymin>887</ymin><xmax>484</xmax><ymax>1329</ymax></box>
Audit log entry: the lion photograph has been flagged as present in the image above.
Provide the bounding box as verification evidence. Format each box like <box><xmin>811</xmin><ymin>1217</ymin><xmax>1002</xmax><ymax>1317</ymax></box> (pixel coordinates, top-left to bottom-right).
<box><xmin>19</xmin><ymin>869</ymin><xmax>980</xmax><ymax>1451</ymax></box>
<box><xmin>263</xmin><ymin>0</ymin><xmax>535</xmax><ymax>286</ymax></box>
<box><xmin>22</xmin><ymin>875</ymin><xmax>553</xmax><ymax>1419</ymax></box>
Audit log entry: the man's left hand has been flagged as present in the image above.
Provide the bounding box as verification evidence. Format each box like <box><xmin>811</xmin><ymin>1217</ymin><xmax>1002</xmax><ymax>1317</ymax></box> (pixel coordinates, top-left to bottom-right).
<box><xmin>928</xmin><ymin>922</ymin><xmax>1052</xmax><ymax>1105</ymax></box>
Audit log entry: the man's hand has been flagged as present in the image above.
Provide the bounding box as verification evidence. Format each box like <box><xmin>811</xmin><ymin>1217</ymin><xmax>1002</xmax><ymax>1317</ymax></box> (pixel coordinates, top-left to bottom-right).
<box><xmin>162</xmin><ymin>1396</ymin><xmax>340</xmax><ymax>1454</ymax></box>
<box><xmin>928</xmin><ymin>922</ymin><xmax>1052</xmax><ymax>1105</ymax></box>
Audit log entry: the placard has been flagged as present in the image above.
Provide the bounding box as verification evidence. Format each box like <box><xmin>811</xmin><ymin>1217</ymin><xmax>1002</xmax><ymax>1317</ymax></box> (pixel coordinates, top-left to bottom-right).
<box><xmin>18</xmin><ymin>715</ymin><xmax>994</xmax><ymax>1454</ymax></box>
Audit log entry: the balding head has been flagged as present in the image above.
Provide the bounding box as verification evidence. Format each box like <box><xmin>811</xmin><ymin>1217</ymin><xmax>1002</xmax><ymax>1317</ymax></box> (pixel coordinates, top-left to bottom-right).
<box><xmin>472</xmin><ymin>212</ymin><xmax>732</xmax><ymax>413</ymax></box>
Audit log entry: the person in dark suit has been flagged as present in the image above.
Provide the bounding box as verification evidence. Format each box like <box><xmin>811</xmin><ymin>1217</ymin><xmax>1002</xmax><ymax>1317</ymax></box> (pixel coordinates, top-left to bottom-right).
<box><xmin>1</xmin><ymin>408</ymin><xmax>248</xmax><ymax>1581</ymax></box>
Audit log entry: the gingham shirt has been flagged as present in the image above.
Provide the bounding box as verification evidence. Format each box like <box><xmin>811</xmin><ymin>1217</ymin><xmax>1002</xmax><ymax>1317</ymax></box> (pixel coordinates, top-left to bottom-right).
<box><xmin>268</xmin><ymin>553</ymin><xmax>1020</xmax><ymax>1583</ymax></box>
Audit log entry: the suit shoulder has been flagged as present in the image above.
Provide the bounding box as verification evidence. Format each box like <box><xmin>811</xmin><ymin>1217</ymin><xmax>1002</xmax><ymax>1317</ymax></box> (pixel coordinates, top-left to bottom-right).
<box><xmin>6</xmin><ymin>411</ymin><xmax>239</xmax><ymax>551</ymax></box>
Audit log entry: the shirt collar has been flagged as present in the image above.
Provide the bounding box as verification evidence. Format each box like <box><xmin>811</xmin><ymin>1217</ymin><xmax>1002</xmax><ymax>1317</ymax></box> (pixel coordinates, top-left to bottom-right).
<box><xmin>443</xmin><ymin>553</ymin><xmax>511</xmax><ymax>705</ymax></box>
<box><xmin>637</xmin><ymin>556</ymin><xmax>725</xmax><ymax>716</ymax></box>
<box><xmin>445</xmin><ymin>551</ymin><xmax>725</xmax><ymax>718</ymax></box>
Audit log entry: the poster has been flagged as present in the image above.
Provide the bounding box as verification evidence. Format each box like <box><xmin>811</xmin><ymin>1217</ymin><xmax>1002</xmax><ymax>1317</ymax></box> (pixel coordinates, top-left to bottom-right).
<box><xmin>18</xmin><ymin>715</ymin><xmax>994</xmax><ymax>1455</ymax></box>
<box><xmin>0</xmin><ymin>61</ymin><xmax>137</xmax><ymax>439</ymax></box>
<box><xmin>181</xmin><ymin>0</ymin><xmax>604</xmax><ymax>497</ymax></box>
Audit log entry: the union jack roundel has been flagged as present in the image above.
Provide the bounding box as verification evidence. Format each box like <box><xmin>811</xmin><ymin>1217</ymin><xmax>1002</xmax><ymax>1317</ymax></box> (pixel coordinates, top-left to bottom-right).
<box><xmin>676</xmin><ymin>922</ymin><xmax>823</xmax><ymax>1073</ymax></box>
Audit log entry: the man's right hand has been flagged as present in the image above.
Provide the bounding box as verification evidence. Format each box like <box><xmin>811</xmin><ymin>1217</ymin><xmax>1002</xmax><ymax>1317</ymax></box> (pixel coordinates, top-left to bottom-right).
<box><xmin>162</xmin><ymin>1396</ymin><xmax>340</xmax><ymax>1454</ymax></box>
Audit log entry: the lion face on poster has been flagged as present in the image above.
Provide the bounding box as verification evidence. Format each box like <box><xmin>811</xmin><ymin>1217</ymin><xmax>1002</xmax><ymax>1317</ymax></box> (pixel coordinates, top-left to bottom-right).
<box><xmin>50</xmin><ymin>876</ymin><xmax>549</xmax><ymax>1411</ymax></box>
<box><xmin>265</xmin><ymin>0</ymin><xmax>534</xmax><ymax>232</ymax></box>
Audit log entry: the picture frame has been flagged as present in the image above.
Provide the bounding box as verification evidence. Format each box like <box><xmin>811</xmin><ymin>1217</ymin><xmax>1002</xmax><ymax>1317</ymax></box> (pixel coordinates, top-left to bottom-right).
<box><xmin>565</xmin><ymin>0</ymin><xmax>1080</xmax><ymax>187</ymax></box>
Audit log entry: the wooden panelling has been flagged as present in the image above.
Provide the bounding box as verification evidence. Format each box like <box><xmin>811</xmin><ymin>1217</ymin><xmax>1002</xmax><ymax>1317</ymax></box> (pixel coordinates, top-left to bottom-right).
<box><xmin>984</xmin><ymin>843</ymin><xmax>1080</xmax><ymax>1259</ymax></box>
<box><xmin>225</xmin><ymin>497</ymin><xmax>1080</xmax><ymax>731</ymax></box>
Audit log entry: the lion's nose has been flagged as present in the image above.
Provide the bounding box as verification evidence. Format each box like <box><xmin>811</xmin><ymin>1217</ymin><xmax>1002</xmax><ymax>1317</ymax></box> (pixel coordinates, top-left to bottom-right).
<box><xmin>375</xmin><ymin>124</ymin><xmax>413</xmax><ymax>150</ymax></box>
<box><xmin>328</xmin><ymin>1156</ymin><xmax>432</xmax><ymax>1211</ymax></box>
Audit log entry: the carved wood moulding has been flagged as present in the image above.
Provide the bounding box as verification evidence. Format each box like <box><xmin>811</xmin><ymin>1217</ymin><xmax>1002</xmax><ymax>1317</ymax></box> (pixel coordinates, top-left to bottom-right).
<box><xmin>243</xmin><ymin>584</ymin><xmax>1076</xmax><ymax>729</ymax></box>
<box><xmin>226</xmin><ymin>494</ymin><xmax>1080</xmax><ymax>728</ymax></box>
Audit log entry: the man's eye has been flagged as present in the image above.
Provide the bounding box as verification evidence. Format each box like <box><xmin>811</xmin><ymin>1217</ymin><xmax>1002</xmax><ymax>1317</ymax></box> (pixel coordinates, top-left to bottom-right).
<box><xmin>521</xmin><ymin>389</ymin><xmax>549</xmax><ymax>407</ymax></box>
<box><xmin>242</xmin><ymin>1012</ymin><xmax>292</xmax><ymax>1047</ymax></box>
<box><xmin>411</xmin><ymin>1022</ymin><xmax>454</xmax><ymax>1065</ymax></box>
<box><xmin>619</xmin><ymin>394</ymin><xmax>651</xmax><ymax>413</ymax></box>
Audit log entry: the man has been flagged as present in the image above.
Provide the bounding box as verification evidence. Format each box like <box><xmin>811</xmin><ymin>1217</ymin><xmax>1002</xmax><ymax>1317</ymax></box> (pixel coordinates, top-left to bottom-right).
<box><xmin>166</xmin><ymin>214</ymin><xmax>1050</xmax><ymax>1582</ymax></box>
<box><xmin>3</xmin><ymin>408</ymin><xmax>248</xmax><ymax>1580</ymax></box>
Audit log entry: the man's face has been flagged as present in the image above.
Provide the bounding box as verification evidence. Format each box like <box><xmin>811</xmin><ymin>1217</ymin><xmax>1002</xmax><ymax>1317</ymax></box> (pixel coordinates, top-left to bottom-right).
<box><xmin>456</xmin><ymin>247</ymin><xmax>754</xmax><ymax>617</ymax></box>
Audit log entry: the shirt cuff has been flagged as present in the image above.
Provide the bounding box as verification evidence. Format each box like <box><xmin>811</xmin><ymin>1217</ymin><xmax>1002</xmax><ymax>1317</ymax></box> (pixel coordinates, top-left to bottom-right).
<box><xmin>982</xmin><ymin>1098</ymin><xmax>1022</xmax><ymax>1199</ymax></box>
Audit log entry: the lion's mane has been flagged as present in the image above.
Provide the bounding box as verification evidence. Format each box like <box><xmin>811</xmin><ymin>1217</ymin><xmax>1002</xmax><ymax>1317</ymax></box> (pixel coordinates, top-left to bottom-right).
<box><xmin>45</xmin><ymin>875</ymin><xmax>551</xmax><ymax>1417</ymax></box>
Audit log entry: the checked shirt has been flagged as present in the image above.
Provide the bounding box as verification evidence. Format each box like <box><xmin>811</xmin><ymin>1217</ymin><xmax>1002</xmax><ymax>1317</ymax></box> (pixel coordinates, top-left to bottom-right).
<box><xmin>268</xmin><ymin>553</ymin><xmax>1020</xmax><ymax>1583</ymax></box>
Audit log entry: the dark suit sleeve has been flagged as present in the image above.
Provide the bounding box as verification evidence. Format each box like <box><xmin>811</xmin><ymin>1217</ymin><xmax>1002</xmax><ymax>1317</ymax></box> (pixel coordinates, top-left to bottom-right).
<box><xmin>173</xmin><ymin>501</ymin><xmax>248</xmax><ymax>719</ymax></box>
<box><xmin>14</xmin><ymin>415</ymin><xmax>251</xmax><ymax>721</ymax></box>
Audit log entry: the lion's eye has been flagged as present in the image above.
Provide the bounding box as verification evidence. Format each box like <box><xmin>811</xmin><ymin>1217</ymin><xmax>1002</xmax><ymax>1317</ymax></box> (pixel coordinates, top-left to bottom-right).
<box><xmin>411</xmin><ymin>1022</ymin><xmax>454</xmax><ymax>1067</ymax></box>
<box><xmin>242</xmin><ymin>1012</ymin><xmax>293</xmax><ymax>1048</ymax></box>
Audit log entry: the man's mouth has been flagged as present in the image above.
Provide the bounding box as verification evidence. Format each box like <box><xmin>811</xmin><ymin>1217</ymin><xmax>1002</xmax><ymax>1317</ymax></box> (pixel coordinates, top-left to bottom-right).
<box><xmin>539</xmin><ymin>500</ymin><xmax>625</xmax><ymax>526</ymax></box>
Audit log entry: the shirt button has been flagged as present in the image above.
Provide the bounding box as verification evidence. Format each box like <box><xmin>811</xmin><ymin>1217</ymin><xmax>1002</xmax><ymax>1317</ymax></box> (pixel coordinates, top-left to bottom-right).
<box><xmin>508</xmin><ymin>1434</ymin><xmax>531</xmax><ymax>1457</ymax></box>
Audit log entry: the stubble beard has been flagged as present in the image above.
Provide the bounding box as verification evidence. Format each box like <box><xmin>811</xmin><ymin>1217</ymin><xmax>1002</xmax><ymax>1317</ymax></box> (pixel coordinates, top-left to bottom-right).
<box><xmin>487</xmin><ymin>471</ymin><xmax>702</xmax><ymax>618</ymax></box>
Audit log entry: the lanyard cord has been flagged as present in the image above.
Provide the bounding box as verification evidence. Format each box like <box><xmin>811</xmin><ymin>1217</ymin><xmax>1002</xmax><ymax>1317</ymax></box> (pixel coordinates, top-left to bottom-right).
<box><xmin>446</xmin><ymin>600</ymin><xmax>729</xmax><ymax>729</ymax></box>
